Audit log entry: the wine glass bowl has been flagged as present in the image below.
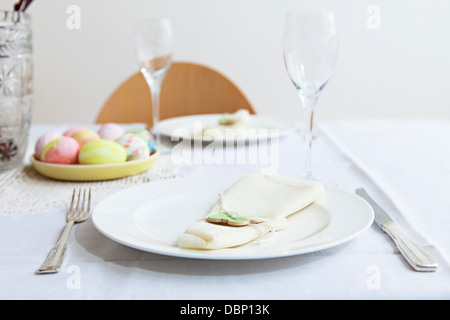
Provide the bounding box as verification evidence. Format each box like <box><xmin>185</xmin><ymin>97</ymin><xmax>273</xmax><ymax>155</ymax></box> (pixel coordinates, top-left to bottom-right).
<box><xmin>283</xmin><ymin>11</ymin><xmax>339</xmax><ymax>179</ymax></box>
<box><xmin>134</xmin><ymin>18</ymin><xmax>174</xmax><ymax>148</ymax></box>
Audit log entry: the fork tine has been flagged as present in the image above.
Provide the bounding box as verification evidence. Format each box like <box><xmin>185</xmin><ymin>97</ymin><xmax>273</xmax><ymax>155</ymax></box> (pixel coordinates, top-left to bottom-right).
<box><xmin>67</xmin><ymin>189</ymin><xmax>76</xmax><ymax>220</ymax></box>
<box><xmin>75</xmin><ymin>189</ymin><xmax>82</xmax><ymax>218</ymax></box>
<box><xmin>80</xmin><ymin>189</ymin><xmax>86</xmax><ymax>217</ymax></box>
<box><xmin>86</xmin><ymin>188</ymin><xmax>91</xmax><ymax>217</ymax></box>
<box><xmin>68</xmin><ymin>189</ymin><xmax>82</xmax><ymax>220</ymax></box>
<box><xmin>78</xmin><ymin>189</ymin><xmax>86</xmax><ymax>219</ymax></box>
<box><xmin>80</xmin><ymin>188</ymin><xmax>89</xmax><ymax>219</ymax></box>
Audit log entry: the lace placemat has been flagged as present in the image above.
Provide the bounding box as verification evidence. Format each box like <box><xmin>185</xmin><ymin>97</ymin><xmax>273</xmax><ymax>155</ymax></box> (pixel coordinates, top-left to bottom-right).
<box><xmin>0</xmin><ymin>155</ymin><xmax>182</xmax><ymax>215</ymax></box>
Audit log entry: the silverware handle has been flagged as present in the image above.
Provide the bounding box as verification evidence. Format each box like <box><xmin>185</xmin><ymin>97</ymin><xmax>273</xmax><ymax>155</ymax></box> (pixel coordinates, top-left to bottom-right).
<box><xmin>37</xmin><ymin>220</ymin><xmax>75</xmax><ymax>274</ymax></box>
<box><xmin>382</xmin><ymin>221</ymin><xmax>438</xmax><ymax>272</ymax></box>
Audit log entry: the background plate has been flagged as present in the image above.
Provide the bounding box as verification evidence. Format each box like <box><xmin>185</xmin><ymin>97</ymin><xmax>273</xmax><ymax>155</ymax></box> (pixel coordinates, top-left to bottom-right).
<box><xmin>159</xmin><ymin>114</ymin><xmax>300</xmax><ymax>142</ymax></box>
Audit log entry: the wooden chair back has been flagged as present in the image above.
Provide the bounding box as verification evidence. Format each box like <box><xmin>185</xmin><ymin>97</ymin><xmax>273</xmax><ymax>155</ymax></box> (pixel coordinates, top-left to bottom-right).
<box><xmin>96</xmin><ymin>62</ymin><xmax>255</xmax><ymax>127</ymax></box>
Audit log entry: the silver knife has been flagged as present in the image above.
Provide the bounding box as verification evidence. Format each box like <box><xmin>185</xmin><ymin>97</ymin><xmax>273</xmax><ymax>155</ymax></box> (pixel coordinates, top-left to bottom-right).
<box><xmin>355</xmin><ymin>188</ymin><xmax>438</xmax><ymax>272</ymax></box>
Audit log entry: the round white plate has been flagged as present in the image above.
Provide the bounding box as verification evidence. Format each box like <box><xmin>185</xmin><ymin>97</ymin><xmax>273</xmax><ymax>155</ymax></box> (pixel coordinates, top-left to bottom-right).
<box><xmin>91</xmin><ymin>174</ymin><xmax>374</xmax><ymax>260</ymax></box>
<box><xmin>158</xmin><ymin>114</ymin><xmax>300</xmax><ymax>143</ymax></box>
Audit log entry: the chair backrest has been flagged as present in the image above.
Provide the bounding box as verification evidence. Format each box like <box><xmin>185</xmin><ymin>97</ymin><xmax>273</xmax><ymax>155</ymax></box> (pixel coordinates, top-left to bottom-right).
<box><xmin>96</xmin><ymin>62</ymin><xmax>256</xmax><ymax>127</ymax></box>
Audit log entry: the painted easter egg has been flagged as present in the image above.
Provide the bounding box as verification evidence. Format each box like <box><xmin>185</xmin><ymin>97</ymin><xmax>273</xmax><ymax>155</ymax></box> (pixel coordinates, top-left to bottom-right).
<box><xmin>78</xmin><ymin>139</ymin><xmax>127</xmax><ymax>165</ymax></box>
<box><xmin>71</xmin><ymin>129</ymin><xmax>100</xmax><ymax>147</ymax></box>
<box><xmin>34</xmin><ymin>132</ymin><xmax>62</xmax><ymax>160</ymax></box>
<box><xmin>125</xmin><ymin>128</ymin><xmax>155</xmax><ymax>152</ymax></box>
<box><xmin>41</xmin><ymin>137</ymin><xmax>80</xmax><ymax>165</ymax></box>
<box><xmin>115</xmin><ymin>133</ymin><xmax>150</xmax><ymax>161</ymax></box>
<box><xmin>63</xmin><ymin>126</ymin><xmax>88</xmax><ymax>137</ymax></box>
<box><xmin>97</xmin><ymin>123</ymin><xmax>125</xmax><ymax>141</ymax></box>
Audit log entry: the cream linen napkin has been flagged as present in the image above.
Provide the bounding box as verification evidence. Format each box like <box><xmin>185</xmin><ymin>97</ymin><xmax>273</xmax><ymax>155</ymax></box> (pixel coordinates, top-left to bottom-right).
<box><xmin>177</xmin><ymin>173</ymin><xmax>325</xmax><ymax>249</ymax></box>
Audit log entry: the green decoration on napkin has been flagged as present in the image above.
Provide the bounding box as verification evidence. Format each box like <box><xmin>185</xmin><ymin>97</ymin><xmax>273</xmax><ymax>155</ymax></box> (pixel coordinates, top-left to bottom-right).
<box><xmin>206</xmin><ymin>211</ymin><xmax>267</xmax><ymax>227</ymax></box>
<box><xmin>218</xmin><ymin>117</ymin><xmax>236</xmax><ymax>126</ymax></box>
<box><xmin>207</xmin><ymin>211</ymin><xmax>250</xmax><ymax>226</ymax></box>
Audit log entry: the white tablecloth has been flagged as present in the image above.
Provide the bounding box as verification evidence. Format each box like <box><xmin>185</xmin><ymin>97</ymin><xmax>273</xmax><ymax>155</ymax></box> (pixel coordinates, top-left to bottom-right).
<box><xmin>1</xmin><ymin>119</ymin><xmax>449</xmax><ymax>300</ymax></box>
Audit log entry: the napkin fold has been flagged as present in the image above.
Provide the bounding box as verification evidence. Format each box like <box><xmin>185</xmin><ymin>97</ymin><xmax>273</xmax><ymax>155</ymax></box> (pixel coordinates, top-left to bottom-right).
<box><xmin>177</xmin><ymin>173</ymin><xmax>325</xmax><ymax>250</ymax></box>
<box><xmin>200</xmin><ymin>109</ymin><xmax>254</xmax><ymax>139</ymax></box>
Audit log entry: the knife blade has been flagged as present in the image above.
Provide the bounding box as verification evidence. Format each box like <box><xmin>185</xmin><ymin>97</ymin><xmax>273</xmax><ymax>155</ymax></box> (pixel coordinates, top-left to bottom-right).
<box><xmin>355</xmin><ymin>188</ymin><xmax>438</xmax><ymax>272</ymax></box>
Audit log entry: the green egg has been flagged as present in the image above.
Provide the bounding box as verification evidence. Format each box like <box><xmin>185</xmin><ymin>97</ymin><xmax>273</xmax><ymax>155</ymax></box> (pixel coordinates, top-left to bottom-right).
<box><xmin>78</xmin><ymin>139</ymin><xmax>127</xmax><ymax>165</ymax></box>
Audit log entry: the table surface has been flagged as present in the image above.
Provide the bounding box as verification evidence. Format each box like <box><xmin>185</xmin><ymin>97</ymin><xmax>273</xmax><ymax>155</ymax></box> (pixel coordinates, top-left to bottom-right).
<box><xmin>1</xmin><ymin>119</ymin><xmax>449</xmax><ymax>300</ymax></box>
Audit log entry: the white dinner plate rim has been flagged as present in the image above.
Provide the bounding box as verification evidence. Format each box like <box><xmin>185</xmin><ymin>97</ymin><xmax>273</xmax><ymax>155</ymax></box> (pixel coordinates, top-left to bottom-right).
<box><xmin>91</xmin><ymin>174</ymin><xmax>374</xmax><ymax>260</ymax></box>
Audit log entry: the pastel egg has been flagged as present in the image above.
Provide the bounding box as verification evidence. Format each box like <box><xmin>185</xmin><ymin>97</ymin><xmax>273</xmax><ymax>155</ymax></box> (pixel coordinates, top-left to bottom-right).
<box><xmin>78</xmin><ymin>139</ymin><xmax>127</xmax><ymax>165</ymax></box>
<box><xmin>34</xmin><ymin>132</ymin><xmax>62</xmax><ymax>160</ymax></box>
<box><xmin>125</xmin><ymin>128</ymin><xmax>155</xmax><ymax>152</ymax></box>
<box><xmin>116</xmin><ymin>133</ymin><xmax>150</xmax><ymax>161</ymax></box>
<box><xmin>97</xmin><ymin>123</ymin><xmax>125</xmax><ymax>141</ymax></box>
<box><xmin>63</xmin><ymin>126</ymin><xmax>88</xmax><ymax>137</ymax></box>
<box><xmin>71</xmin><ymin>129</ymin><xmax>100</xmax><ymax>146</ymax></box>
<box><xmin>41</xmin><ymin>137</ymin><xmax>80</xmax><ymax>165</ymax></box>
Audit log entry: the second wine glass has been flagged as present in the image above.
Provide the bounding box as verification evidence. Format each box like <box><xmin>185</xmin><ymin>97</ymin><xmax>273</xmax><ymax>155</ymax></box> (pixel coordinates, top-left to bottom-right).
<box><xmin>283</xmin><ymin>11</ymin><xmax>339</xmax><ymax>180</ymax></box>
<box><xmin>134</xmin><ymin>18</ymin><xmax>174</xmax><ymax>149</ymax></box>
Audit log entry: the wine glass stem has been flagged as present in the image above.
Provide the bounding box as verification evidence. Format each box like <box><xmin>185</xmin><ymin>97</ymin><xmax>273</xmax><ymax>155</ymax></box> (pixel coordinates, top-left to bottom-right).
<box><xmin>143</xmin><ymin>70</ymin><xmax>163</xmax><ymax>148</ymax></box>
<box><xmin>150</xmin><ymin>82</ymin><xmax>161</xmax><ymax>147</ymax></box>
<box><xmin>300</xmin><ymin>95</ymin><xmax>317</xmax><ymax>180</ymax></box>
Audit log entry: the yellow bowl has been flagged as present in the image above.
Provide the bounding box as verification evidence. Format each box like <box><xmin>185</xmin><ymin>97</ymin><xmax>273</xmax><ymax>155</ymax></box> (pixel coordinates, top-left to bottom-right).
<box><xmin>30</xmin><ymin>150</ymin><xmax>160</xmax><ymax>181</ymax></box>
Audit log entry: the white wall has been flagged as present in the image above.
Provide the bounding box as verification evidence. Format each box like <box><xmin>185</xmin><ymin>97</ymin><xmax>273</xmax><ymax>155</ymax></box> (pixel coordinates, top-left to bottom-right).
<box><xmin>3</xmin><ymin>0</ymin><xmax>450</xmax><ymax>124</ymax></box>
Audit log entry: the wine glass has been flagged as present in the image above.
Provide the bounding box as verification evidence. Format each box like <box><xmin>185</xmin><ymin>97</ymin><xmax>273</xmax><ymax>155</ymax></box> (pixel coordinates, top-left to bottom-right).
<box><xmin>283</xmin><ymin>11</ymin><xmax>339</xmax><ymax>180</ymax></box>
<box><xmin>134</xmin><ymin>18</ymin><xmax>174</xmax><ymax>148</ymax></box>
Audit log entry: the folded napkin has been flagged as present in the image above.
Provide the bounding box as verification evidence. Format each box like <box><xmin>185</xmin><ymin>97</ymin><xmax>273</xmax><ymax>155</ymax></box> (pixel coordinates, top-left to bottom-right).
<box><xmin>177</xmin><ymin>173</ymin><xmax>325</xmax><ymax>249</ymax></box>
<box><xmin>199</xmin><ymin>109</ymin><xmax>254</xmax><ymax>139</ymax></box>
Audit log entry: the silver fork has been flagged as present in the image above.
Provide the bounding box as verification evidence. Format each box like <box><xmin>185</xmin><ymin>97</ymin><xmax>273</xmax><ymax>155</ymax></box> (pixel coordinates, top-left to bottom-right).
<box><xmin>37</xmin><ymin>188</ymin><xmax>92</xmax><ymax>274</ymax></box>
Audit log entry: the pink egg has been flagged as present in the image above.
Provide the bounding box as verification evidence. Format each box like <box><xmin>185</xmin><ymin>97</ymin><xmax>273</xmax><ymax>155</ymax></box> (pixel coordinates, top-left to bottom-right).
<box><xmin>41</xmin><ymin>137</ymin><xmax>80</xmax><ymax>165</ymax></box>
<box><xmin>97</xmin><ymin>123</ymin><xmax>125</xmax><ymax>141</ymax></box>
<box><xmin>71</xmin><ymin>129</ymin><xmax>100</xmax><ymax>146</ymax></box>
<box><xmin>34</xmin><ymin>132</ymin><xmax>62</xmax><ymax>160</ymax></box>
<box><xmin>63</xmin><ymin>126</ymin><xmax>88</xmax><ymax>137</ymax></box>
